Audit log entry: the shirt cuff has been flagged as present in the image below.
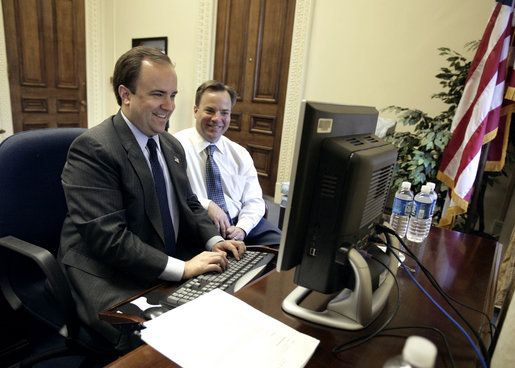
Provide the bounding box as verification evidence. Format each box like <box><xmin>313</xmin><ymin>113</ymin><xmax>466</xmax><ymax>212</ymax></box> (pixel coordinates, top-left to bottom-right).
<box><xmin>235</xmin><ymin>217</ymin><xmax>254</xmax><ymax>235</ymax></box>
<box><xmin>206</xmin><ymin>235</ymin><xmax>225</xmax><ymax>250</ymax></box>
<box><xmin>158</xmin><ymin>257</ymin><xmax>186</xmax><ymax>281</ymax></box>
<box><xmin>199</xmin><ymin>197</ymin><xmax>211</xmax><ymax>210</ymax></box>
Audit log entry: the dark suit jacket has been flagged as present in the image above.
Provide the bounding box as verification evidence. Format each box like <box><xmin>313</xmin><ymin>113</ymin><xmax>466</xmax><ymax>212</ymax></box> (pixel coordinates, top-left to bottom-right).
<box><xmin>58</xmin><ymin>112</ymin><xmax>219</xmax><ymax>346</ymax></box>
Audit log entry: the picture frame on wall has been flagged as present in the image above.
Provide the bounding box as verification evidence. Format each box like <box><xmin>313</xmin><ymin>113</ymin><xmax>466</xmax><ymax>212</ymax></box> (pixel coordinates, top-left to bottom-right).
<box><xmin>132</xmin><ymin>37</ymin><xmax>168</xmax><ymax>54</ymax></box>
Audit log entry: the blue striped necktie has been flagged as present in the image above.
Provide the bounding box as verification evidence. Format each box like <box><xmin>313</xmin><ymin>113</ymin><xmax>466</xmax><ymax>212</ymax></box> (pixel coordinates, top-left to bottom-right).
<box><xmin>147</xmin><ymin>138</ymin><xmax>176</xmax><ymax>255</ymax></box>
<box><xmin>205</xmin><ymin>145</ymin><xmax>231</xmax><ymax>221</ymax></box>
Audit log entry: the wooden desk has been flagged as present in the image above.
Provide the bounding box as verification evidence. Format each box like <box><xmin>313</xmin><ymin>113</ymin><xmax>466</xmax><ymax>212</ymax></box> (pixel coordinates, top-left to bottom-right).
<box><xmin>104</xmin><ymin>227</ymin><xmax>502</xmax><ymax>368</ymax></box>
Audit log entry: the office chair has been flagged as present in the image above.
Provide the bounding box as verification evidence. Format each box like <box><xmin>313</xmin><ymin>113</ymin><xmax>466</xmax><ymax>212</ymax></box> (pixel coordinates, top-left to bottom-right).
<box><xmin>0</xmin><ymin>128</ymin><xmax>117</xmax><ymax>367</ymax></box>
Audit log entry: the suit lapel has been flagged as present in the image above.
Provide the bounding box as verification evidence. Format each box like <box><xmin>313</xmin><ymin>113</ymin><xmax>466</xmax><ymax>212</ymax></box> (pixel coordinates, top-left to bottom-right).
<box><xmin>112</xmin><ymin>113</ymin><xmax>165</xmax><ymax>249</ymax></box>
<box><xmin>159</xmin><ymin>136</ymin><xmax>184</xmax><ymax>198</ymax></box>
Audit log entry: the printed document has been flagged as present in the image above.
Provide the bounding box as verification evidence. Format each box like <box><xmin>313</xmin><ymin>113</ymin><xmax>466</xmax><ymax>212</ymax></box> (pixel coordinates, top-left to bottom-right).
<box><xmin>140</xmin><ymin>289</ymin><xmax>319</xmax><ymax>368</ymax></box>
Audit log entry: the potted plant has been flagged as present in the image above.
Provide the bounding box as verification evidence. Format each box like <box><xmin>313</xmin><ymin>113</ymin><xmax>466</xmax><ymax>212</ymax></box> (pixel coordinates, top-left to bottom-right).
<box><xmin>383</xmin><ymin>42</ymin><xmax>478</xmax><ymax>227</ymax></box>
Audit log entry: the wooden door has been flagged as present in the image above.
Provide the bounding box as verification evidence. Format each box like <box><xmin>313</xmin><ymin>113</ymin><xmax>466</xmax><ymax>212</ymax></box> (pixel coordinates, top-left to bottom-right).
<box><xmin>214</xmin><ymin>0</ymin><xmax>295</xmax><ymax>196</ymax></box>
<box><xmin>2</xmin><ymin>0</ymin><xmax>87</xmax><ymax>132</ymax></box>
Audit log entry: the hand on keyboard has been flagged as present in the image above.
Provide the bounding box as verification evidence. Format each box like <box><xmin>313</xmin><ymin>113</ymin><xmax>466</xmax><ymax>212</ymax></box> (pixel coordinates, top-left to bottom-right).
<box><xmin>212</xmin><ymin>239</ymin><xmax>246</xmax><ymax>260</ymax></box>
<box><xmin>182</xmin><ymin>240</ymin><xmax>246</xmax><ymax>279</ymax></box>
<box><xmin>183</xmin><ymin>250</ymin><xmax>229</xmax><ymax>279</ymax></box>
<box><xmin>160</xmin><ymin>250</ymin><xmax>275</xmax><ymax>311</ymax></box>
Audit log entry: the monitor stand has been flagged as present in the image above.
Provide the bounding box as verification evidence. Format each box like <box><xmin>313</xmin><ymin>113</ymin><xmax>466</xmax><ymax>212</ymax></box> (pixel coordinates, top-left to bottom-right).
<box><xmin>281</xmin><ymin>234</ymin><xmax>399</xmax><ymax>330</ymax></box>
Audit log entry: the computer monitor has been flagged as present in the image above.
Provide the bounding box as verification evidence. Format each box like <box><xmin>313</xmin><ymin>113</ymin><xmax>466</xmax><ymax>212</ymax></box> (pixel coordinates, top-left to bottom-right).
<box><xmin>277</xmin><ymin>100</ymin><xmax>400</xmax><ymax>329</ymax></box>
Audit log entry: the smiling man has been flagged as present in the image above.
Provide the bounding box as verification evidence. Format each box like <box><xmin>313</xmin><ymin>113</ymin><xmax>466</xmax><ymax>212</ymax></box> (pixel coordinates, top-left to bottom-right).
<box><xmin>175</xmin><ymin>80</ymin><xmax>282</xmax><ymax>246</ymax></box>
<box><xmin>58</xmin><ymin>49</ymin><xmax>243</xmax><ymax>352</ymax></box>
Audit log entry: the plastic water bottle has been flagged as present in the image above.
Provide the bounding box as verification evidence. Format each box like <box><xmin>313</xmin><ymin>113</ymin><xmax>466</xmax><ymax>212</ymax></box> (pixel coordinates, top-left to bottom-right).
<box><xmin>425</xmin><ymin>182</ymin><xmax>437</xmax><ymax>239</ymax></box>
<box><xmin>390</xmin><ymin>181</ymin><xmax>414</xmax><ymax>237</ymax></box>
<box><xmin>425</xmin><ymin>182</ymin><xmax>437</xmax><ymax>217</ymax></box>
<box><xmin>383</xmin><ymin>335</ymin><xmax>437</xmax><ymax>368</ymax></box>
<box><xmin>406</xmin><ymin>185</ymin><xmax>433</xmax><ymax>243</ymax></box>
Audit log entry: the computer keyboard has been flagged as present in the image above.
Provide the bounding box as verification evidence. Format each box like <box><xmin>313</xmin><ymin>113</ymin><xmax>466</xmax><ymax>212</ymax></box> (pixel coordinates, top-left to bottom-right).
<box><xmin>160</xmin><ymin>250</ymin><xmax>275</xmax><ymax>309</ymax></box>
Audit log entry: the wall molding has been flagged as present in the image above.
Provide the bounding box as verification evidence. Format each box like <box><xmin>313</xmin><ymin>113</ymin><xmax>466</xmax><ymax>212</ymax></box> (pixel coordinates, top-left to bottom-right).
<box><xmin>274</xmin><ymin>0</ymin><xmax>313</xmax><ymax>201</ymax></box>
<box><xmin>195</xmin><ymin>0</ymin><xmax>216</xmax><ymax>89</ymax></box>
<box><xmin>0</xmin><ymin>4</ymin><xmax>12</xmax><ymax>140</ymax></box>
<box><xmin>85</xmin><ymin>0</ymin><xmax>106</xmax><ymax>127</ymax></box>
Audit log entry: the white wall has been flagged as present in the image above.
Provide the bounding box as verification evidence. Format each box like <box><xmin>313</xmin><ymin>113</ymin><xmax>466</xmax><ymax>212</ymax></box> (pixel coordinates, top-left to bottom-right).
<box><xmin>304</xmin><ymin>0</ymin><xmax>492</xmax><ymax>118</ymax></box>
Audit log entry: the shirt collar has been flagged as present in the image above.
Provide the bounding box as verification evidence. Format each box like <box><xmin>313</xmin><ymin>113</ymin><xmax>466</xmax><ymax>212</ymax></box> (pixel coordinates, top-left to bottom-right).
<box><xmin>121</xmin><ymin>110</ymin><xmax>160</xmax><ymax>153</ymax></box>
<box><xmin>192</xmin><ymin>128</ymin><xmax>224</xmax><ymax>155</ymax></box>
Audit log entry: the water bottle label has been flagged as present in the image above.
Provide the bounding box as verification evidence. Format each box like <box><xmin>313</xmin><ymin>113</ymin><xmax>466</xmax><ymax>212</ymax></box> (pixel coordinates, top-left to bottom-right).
<box><xmin>412</xmin><ymin>200</ymin><xmax>432</xmax><ymax>219</ymax></box>
<box><xmin>392</xmin><ymin>197</ymin><xmax>412</xmax><ymax>216</ymax></box>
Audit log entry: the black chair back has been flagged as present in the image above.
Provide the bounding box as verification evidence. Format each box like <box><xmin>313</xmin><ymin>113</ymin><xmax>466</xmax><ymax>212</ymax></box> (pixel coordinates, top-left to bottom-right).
<box><xmin>0</xmin><ymin>128</ymin><xmax>117</xmax><ymax>366</ymax></box>
<box><xmin>0</xmin><ymin>128</ymin><xmax>85</xmax><ymax>253</ymax></box>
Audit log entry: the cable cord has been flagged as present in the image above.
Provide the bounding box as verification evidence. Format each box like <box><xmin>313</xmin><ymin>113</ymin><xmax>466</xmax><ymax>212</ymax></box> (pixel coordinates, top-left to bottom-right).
<box><xmin>371</xmin><ymin>234</ymin><xmax>494</xmax><ymax>341</ymax></box>
<box><xmin>376</xmin><ymin>224</ymin><xmax>488</xmax><ymax>368</ymax></box>
<box><xmin>378</xmin><ymin>224</ymin><xmax>492</xmax><ymax>362</ymax></box>
<box><xmin>332</xmin><ymin>251</ymin><xmax>400</xmax><ymax>354</ymax></box>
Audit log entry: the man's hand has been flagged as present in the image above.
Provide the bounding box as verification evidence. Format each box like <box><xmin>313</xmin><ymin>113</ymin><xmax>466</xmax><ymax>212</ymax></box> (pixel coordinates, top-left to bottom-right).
<box><xmin>183</xmin><ymin>251</ymin><xmax>229</xmax><ymax>279</ymax></box>
<box><xmin>212</xmin><ymin>239</ymin><xmax>246</xmax><ymax>260</ymax></box>
<box><xmin>182</xmin><ymin>240</ymin><xmax>246</xmax><ymax>279</ymax></box>
<box><xmin>226</xmin><ymin>226</ymin><xmax>246</xmax><ymax>242</ymax></box>
<box><xmin>207</xmin><ymin>201</ymin><xmax>232</xmax><ymax>237</ymax></box>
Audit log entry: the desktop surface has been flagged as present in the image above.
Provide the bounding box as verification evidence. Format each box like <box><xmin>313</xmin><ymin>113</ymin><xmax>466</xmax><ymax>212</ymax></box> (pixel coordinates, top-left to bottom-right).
<box><xmin>104</xmin><ymin>227</ymin><xmax>501</xmax><ymax>368</ymax></box>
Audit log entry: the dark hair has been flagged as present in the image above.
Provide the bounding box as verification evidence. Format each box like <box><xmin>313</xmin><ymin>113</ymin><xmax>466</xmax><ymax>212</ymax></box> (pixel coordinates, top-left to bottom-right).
<box><xmin>195</xmin><ymin>80</ymin><xmax>237</xmax><ymax>108</ymax></box>
<box><xmin>112</xmin><ymin>46</ymin><xmax>174</xmax><ymax>106</ymax></box>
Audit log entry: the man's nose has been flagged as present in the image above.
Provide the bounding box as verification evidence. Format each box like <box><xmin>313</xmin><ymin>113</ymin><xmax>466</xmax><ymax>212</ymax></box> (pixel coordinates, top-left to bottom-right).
<box><xmin>211</xmin><ymin>111</ymin><xmax>222</xmax><ymax>121</ymax></box>
<box><xmin>162</xmin><ymin>96</ymin><xmax>175</xmax><ymax>110</ymax></box>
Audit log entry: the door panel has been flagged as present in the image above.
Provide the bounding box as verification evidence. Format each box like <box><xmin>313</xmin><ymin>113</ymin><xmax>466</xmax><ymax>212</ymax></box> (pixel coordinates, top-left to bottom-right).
<box><xmin>252</xmin><ymin>0</ymin><xmax>288</xmax><ymax>103</ymax></box>
<box><xmin>3</xmin><ymin>0</ymin><xmax>87</xmax><ymax>132</ymax></box>
<box><xmin>215</xmin><ymin>0</ymin><xmax>295</xmax><ymax>195</ymax></box>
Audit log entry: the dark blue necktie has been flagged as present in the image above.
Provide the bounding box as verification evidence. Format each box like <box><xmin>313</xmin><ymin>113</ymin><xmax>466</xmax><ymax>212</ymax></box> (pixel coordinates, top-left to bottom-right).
<box><xmin>205</xmin><ymin>145</ymin><xmax>231</xmax><ymax>222</ymax></box>
<box><xmin>147</xmin><ymin>139</ymin><xmax>176</xmax><ymax>255</ymax></box>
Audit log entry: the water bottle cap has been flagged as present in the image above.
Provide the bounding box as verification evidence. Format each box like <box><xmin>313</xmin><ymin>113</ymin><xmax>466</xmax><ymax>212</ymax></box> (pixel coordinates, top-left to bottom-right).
<box><xmin>426</xmin><ymin>182</ymin><xmax>435</xmax><ymax>190</ymax></box>
<box><xmin>401</xmin><ymin>181</ymin><xmax>411</xmax><ymax>189</ymax></box>
<box><xmin>421</xmin><ymin>185</ymin><xmax>430</xmax><ymax>194</ymax></box>
<box><xmin>402</xmin><ymin>336</ymin><xmax>437</xmax><ymax>368</ymax></box>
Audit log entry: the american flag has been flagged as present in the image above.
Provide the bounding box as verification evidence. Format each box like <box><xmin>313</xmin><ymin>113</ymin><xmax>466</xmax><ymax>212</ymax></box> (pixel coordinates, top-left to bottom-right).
<box><xmin>437</xmin><ymin>0</ymin><xmax>515</xmax><ymax>228</ymax></box>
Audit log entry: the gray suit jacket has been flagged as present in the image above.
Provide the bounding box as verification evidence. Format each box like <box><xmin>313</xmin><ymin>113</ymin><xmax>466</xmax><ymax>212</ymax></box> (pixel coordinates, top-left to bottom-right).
<box><xmin>58</xmin><ymin>112</ymin><xmax>218</xmax><ymax>345</ymax></box>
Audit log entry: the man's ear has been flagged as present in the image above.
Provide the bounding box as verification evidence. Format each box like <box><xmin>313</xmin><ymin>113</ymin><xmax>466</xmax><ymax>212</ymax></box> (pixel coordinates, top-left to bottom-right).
<box><xmin>118</xmin><ymin>85</ymin><xmax>131</xmax><ymax>105</ymax></box>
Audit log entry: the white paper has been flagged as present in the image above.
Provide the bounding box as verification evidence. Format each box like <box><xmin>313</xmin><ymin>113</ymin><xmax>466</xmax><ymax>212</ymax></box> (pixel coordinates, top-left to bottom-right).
<box><xmin>130</xmin><ymin>296</ymin><xmax>155</xmax><ymax>311</ymax></box>
<box><xmin>140</xmin><ymin>289</ymin><xmax>319</xmax><ymax>368</ymax></box>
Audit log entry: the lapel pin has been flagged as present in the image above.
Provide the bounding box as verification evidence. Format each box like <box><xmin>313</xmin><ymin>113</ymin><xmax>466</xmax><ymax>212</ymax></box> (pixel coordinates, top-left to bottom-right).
<box><xmin>174</xmin><ymin>156</ymin><xmax>180</xmax><ymax>164</ymax></box>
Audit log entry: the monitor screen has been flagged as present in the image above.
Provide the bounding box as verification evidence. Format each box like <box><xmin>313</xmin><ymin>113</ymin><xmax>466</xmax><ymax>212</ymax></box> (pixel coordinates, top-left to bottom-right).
<box><xmin>276</xmin><ymin>100</ymin><xmax>399</xmax><ymax>329</ymax></box>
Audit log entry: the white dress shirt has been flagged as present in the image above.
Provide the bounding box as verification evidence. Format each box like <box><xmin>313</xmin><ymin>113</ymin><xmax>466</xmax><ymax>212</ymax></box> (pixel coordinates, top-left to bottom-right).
<box><xmin>174</xmin><ymin>127</ymin><xmax>265</xmax><ymax>235</ymax></box>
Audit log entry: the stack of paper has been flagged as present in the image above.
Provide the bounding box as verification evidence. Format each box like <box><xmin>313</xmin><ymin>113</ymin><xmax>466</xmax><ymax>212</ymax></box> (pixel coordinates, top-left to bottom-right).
<box><xmin>140</xmin><ymin>289</ymin><xmax>319</xmax><ymax>368</ymax></box>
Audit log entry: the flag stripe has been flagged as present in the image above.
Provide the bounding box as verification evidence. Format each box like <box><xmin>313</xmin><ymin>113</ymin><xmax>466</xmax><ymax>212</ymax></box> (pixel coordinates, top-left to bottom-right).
<box><xmin>439</xmin><ymin>3</ymin><xmax>511</xmax><ymax>175</ymax></box>
<box><xmin>464</xmin><ymin>3</ymin><xmax>503</xmax><ymax>84</ymax></box>
<box><xmin>437</xmin><ymin>0</ymin><xmax>514</xmax><ymax>228</ymax></box>
<box><xmin>439</xmin><ymin>25</ymin><xmax>510</xmax><ymax>179</ymax></box>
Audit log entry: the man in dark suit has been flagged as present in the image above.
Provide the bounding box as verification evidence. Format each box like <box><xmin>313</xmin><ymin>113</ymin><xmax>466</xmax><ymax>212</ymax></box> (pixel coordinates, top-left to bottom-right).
<box><xmin>58</xmin><ymin>47</ymin><xmax>244</xmax><ymax>351</ymax></box>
